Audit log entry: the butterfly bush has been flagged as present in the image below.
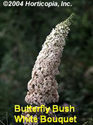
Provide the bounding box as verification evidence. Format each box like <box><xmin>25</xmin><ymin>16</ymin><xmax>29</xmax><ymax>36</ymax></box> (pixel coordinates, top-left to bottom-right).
<box><xmin>23</xmin><ymin>14</ymin><xmax>74</xmax><ymax>125</ymax></box>
<box><xmin>25</xmin><ymin>14</ymin><xmax>74</xmax><ymax>105</ymax></box>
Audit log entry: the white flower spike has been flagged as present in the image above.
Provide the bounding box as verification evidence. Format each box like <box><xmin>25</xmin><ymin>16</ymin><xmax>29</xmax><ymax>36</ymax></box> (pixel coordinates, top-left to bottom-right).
<box><xmin>25</xmin><ymin>13</ymin><xmax>74</xmax><ymax>105</ymax></box>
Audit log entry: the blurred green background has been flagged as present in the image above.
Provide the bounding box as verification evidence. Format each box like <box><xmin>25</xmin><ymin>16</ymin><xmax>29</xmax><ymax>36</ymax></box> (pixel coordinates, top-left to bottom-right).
<box><xmin>0</xmin><ymin>0</ymin><xmax>93</xmax><ymax>125</ymax></box>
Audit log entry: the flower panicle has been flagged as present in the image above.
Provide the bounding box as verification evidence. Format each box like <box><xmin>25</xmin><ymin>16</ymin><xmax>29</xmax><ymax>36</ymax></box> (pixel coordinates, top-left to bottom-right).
<box><xmin>25</xmin><ymin>13</ymin><xmax>74</xmax><ymax>106</ymax></box>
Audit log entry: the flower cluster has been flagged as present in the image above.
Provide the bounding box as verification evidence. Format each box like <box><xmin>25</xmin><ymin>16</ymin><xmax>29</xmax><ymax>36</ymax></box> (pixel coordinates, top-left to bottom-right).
<box><xmin>25</xmin><ymin>14</ymin><xmax>74</xmax><ymax>105</ymax></box>
<box><xmin>23</xmin><ymin>13</ymin><xmax>74</xmax><ymax>125</ymax></box>
<box><xmin>25</xmin><ymin>15</ymin><xmax>72</xmax><ymax>105</ymax></box>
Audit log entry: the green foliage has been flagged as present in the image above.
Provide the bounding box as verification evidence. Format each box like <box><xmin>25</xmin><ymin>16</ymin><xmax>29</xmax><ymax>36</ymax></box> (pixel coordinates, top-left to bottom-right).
<box><xmin>83</xmin><ymin>118</ymin><xmax>93</xmax><ymax>125</ymax></box>
<box><xmin>0</xmin><ymin>0</ymin><xmax>93</xmax><ymax>124</ymax></box>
